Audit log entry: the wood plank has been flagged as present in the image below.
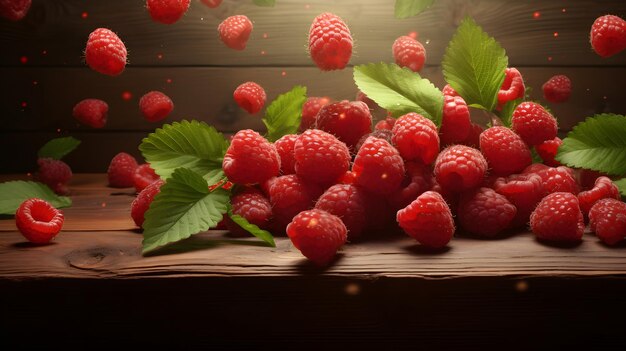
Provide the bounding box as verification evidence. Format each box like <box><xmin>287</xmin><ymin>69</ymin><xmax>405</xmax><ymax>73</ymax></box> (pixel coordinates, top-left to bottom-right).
<box><xmin>1</xmin><ymin>0</ymin><xmax>625</xmax><ymax>67</ymax></box>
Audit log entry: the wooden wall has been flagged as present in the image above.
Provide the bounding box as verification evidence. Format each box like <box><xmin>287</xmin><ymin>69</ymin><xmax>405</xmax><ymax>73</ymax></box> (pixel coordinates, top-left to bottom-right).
<box><xmin>1</xmin><ymin>0</ymin><xmax>626</xmax><ymax>172</ymax></box>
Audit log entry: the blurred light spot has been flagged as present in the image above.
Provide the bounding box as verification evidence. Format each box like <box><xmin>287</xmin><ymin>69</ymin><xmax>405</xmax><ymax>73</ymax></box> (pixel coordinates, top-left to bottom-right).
<box><xmin>281</xmin><ymin>71</ymin><xmax>287</xmax><ymax>77</ymax></box>
<box><xmin>533</xmin><ymin>11</ymin><xmax>541</xmax><ymax>19</ymax></box>
<box><xmin>157</xmin><ymin>53</ymin><xmax>163</xmax><ymax>60</ymax></box>
<box><xmin>101</xmin><ymin>202</ymin><xmax>107</xmax><ymax>208</ymax></box>
<box><xmin>166</xmin><ymin>78</ymin><xmax>173</xmax><ymax>84</ymax></box>
<box><xmin>26</xmin><ymin>173</ymin><xmax>32</xmax><ymax>177</ymax></box>
<box><xmin>381</xmin><ymin>173</ymin><xmax>388</xmax><ymax>179</ymax></box>
<box><xmin>305</xmin><ymin>4</ymin><xmax>310</xmax><ymax>10</ymax></box>
<box><xmin>122</xmin><ymin>91</ymin><xmax>133</xmax><ymax>100</ymax></box>
<box><xmin>515</xmin><ymin>280</ymin><xmax>529</xmax><ymax>292</ymax></box>
<box><xmin>56</xmin><ymin>128</ymin><xmax>61</xmax><ymax>133</ymax></box>
<box><xmin>562</xmin><ymin>8</ymin><xmax>566</xmax><ymax>13</ymax></box>
<box><xmin>547</xmin><ymin>56</ymin><xmax>553</xmax><ymax>61</ymax></box>
<box><xmin>42</xmin><ymin>50</ymin><xmax>47</xmax><ymax>55</ymax></box>
<box><xmin>603</xmin><ymin>96</ymin><xmax>608</xmax><ymax>100</ymax></box>
<box><xmin>262</xmin><ymin>33</ymin><xmax>268</xmax><ymax>39</ymax></box>
<box><xmin>81</xmin><ymin>12</ymin><xmax>88</xmax><ymax>19</ymax></box>
<box><xmin>33</xmin><ymin>80</ymin><xmax>38</xmax><ymax>85</ymax></box>
<box><xmin>345</xmin><ymin>283</ymin><xmax>360</xmax><ymax>295</ymax></box>
<box><xmin>260</xmin><ymin>50</ymin><xmax>266</xmax><ymax>55</ymax></box>
<box><xmin>307</xmin><ymin>218</ymin><xmax>318</xmax><ymax>228</ymax></box>
<box><xmin>553</xmin><ymin>32</ymin><xmax>559</xmax><ymax>38</ymax></box>
<box><xmin>408</xmin><ymin>31</ymin><xmax>418</xmax><ymax>39</ymax></box>
<box><xmin>425</xmin><ymin>39</ymin><xmax>430</xmax><ymax>45</ymax></box>
<box><xmin>21</xmin><ymin>101</ymin><xmax>27</xmax><ymax>108</ymax></box>
<box><xmin>20</xmin><ymin>56</ymin><xmax>28</xmax><ymax>64</ymax></box>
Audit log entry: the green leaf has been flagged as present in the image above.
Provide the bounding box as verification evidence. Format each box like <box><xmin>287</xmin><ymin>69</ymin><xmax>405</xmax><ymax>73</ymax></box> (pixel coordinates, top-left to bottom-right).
<box><xmin>263</xmin><ymin>86</ymin><xmax>307</xmax><ymax>142</ymax></box>
<box><xmin>530</xmin><ymin>147</ymin><xmax>543</xmax><ymax>164</ymax></box>
<box><xmin>556</xmin><ymin>114</ymin><xmax>626</xmax><ymax>176</ymax></box>
<box><xmin>0</xmin><ymin>181</ymin><xmax>72</xmax><ymax>215</ymax></box>
<box><xmin>442</xmin><ymin>17</ymin><xmax>508</xmax><ymax>111</ymax></box>
<box><xmin>394</xmin><ymin>0</ymin><xmax>435</xmax><ymax>19</ymax></box>
<box><xmin>353</xmin><ymin>62</ymin><xmax>444</xmax><ymax>126</ymax></box>
<box><xmin>498</xmin><ymin>98</ymin><xmax>523</xmax><ymax>128</ymax></box>
<box><xmin>139</xmin><ymin>120</ymin><xmax>229</xmax><ymax>185</ymax></box>
<box><xmin>142</xmin><ymin>168</ymin><xmax>229</xmax><ymax>254</ymax></box>
<box><xmin>615</xmin><ymin>178</ymin><xmax>626</xmax><ymax>197</ymax></box>
<box><xmin>253</xmin><ymin>0</ymin><xmax>275</xmax><ymax>6</ymax></box>
<box><xmin>228</xmin><ymin>210</ymin><xmax>276</xmax><ymax>247</ymax></box>
<box><xmin>38</xmin><ymin>137</ymin><xmax>81</xmax><ymax>160</ymax></box>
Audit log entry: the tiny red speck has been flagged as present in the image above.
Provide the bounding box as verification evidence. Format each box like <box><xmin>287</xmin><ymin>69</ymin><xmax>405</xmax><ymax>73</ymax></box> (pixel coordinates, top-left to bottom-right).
<box><xmin>122</xmin><ymin>91</ymin><xmax>133</xmax><ymax>100</ymax></box>
<box><xmin>81</xmin><ymin>12</ymin><xmax>88</xmax><ymax>19</ymax></box>
<box><xmin>533</xmin><ymin>11</ymin><xmax>540</xmax><ymax>19</ymax></box>
<box><xmin>166</xmin><ymin>78</ymin><xmax>172</xmax><ymax>84</ymax></box>
<box><xmin>281</xmin><ymin>71</ymin><xmax>286</xmax><ymax>76</ymax></box>
<box><xmin>21</xmin><ymin>102</ymin><xmax>27</xmax><ymax>108</ymax></box>
<box><xmin>408</xmin><ymin>31</ymin><xmax>418</xmax><ymax>39</ymax></box>
<box><xmin>553</xmin><ymin>32</ymin><xmax>559</xmax><ymax>38</ymax></box>
<box><xmin>20</xmin><ymin>56</ymin><xmax>28</xmax><ymax>64</ymax></box>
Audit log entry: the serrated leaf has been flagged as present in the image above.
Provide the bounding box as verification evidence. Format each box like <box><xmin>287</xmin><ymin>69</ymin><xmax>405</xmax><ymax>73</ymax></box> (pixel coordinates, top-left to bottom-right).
<box><xmin>353</xmin><ymin>62</ymin><xmax>444</xmax><ymax>126</ymax></box>
<box><xmin>0</xmin><ymin>181</ymin><xmax>72</xmax><ymax>215</ymax></box>
<box><xmin>263</xmin><ymin>86</ymin><xmax>307</xmax><ymax>142</ymax></box>
<box><xmin>142</xmin><ymin>168</ymin><xmax>229</xmax><ymax>254</ymax></box>
<box><xmin>38</xmin><ymin>137</ymin><xmax>81</xmax><ymax>160</ymax></box>
<box><xmin>615</xmin><ymin>178</ymin><xmax>626</xmax><ymax>197</ymax></box>
<box><xmin>556</xmin><ymin>114</ymin><xmax>626</xmax><ymax>176</ymax></box>
<box><xmin>394</xmin><ymin>0</ymin><xmax>435</xmax><ymax>19</ymax></box>
<box><xmin>228</xmin><ymin>210</ymin><xmax>276</xmax><ymax>247</ymax></box>
<box><xmin>139</xmin><ymin>120</ymin><xmax>229</xmax><ymax>185</ymax></box>
<box><xmin>498</xmin><ymin>98</ymin><xmax>523</xmax><ymax>127</ymax></box>
<box><xmin>253</xmin><ymin>0</ymin><xmax>275</xmax><ymax>6</ymax></box>
<box><xmin>442</xmin><ymin>17</ymin><xmax>508</xmax><ymax>111</ymax></box>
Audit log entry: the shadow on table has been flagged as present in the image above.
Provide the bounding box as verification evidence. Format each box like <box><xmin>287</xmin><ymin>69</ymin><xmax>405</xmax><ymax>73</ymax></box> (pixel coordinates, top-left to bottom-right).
<box><xmin>143</xmin><ymin>234</ymin><xmax>272</xmax><ymax>257</ymax></box>
<box><xmin>295</xmin><ymin>253</ymin><xmax>345</xmax><ymax>274</ymax></box>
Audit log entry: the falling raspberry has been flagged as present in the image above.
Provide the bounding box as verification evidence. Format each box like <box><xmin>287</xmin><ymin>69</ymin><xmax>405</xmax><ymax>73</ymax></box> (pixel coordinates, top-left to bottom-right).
<box><xmin>73</xmin><ymin>99</ymin><xmax>108</xmax><ymax>128</ymax></box>
<box><xmin>146</xmin><ymin>0</ymin><xmax>190</xmax><ymax>24</ymax></box>
<box><xmin>218</xmin><ymin>15</ymin><xmax>253</xmax><ymax>50</ymax></box>
<box><xmin>590</xmin><ymin>15</ymin><xmax>626</xmax><ymax>58</ymax></box>
<box><xmin>0</xmin><ymin>0</ymin><xmax>31</xmax><ymax>21</ymax></box>
<box><xmin>542</xmin><ymin>75</ymin><xmax>572</xmax><ymax>103</ymax></box>
<box><xmin>85</xmin><ymin>28</ymin><xmax>128</xmax><ymax>76</ymax></box>
<box><xmin>392</xmin><ymin>35</ymin><xmax>426</xmax><ymax>72</ymax></box>
<box><xmin>308</xmin><ymin>13</ymin><xmax>353</xmax><ymax>71</ymax></box>
<box><xmin>139</xmin><ymin>91</ymin><xmax>174</xmax><ymax>122</ymax></box>
<box><xmin>233</xmin><ymin>82</ymin><xmax>266</xmax><ymax>114</ymax></box>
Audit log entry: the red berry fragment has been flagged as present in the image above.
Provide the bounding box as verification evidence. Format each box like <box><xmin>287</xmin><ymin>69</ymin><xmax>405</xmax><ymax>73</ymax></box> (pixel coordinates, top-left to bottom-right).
<box><xmin>274</xmin><ymin>134</ymin><xmax>298</xmax><ymax>175</ymax></box>
<box><xmin>589</xmin><ymin>198</ymin><xmax>626</xmax><ymax>245</ymax></box>
<box><xmin>131</xmin><ymin>180</ymin><xmax>164</xmax><ymax>228</ymax></box>
<box><xmin>511</xmin><ymin>102</ymin><xmax>558</xmax><ymax>146</ymax></box>
<box><xmin>294</xmin><ymin>129</ymin><xmax>351</xmax><ymax>186</ymax></box>
<box><xmin>108</xmin><ymin>152</ymin><xmax>139</xmax><ymax>188</ymax></box>
<box><xmin>146</xmin><ymin>0</ymin><xmax>190</xmax><ymax>24</ymax></box>
<box><xmin>458</xmin><ymin>187</ymin><xmax>517</xmax><ymax>237</ymax></box>
<box><xmin>493</xmin><ymin>173</ymin><xmax>544</xmax><ymax>228</ymax></box>
<box><xmin>315</xmin><ymin>184</ymin><xmax>368</xmax><ymax>239</ymax></box>
<box><xmin>0</xmin><ymin>0</ymin><xmax>31</xmax><ymax>21</ymax></box>
<box><xmin>535</xmin><ymin>137</ymin><xmax>563</xmax><ymax>167</ymax></box>
<box><xmin>397</xmin><ymin>191</ymin><xmax>454</xmax><ymax>249</ymax></box>
<box><xmin>530</xmin><ymin>192</ymin><xmax>584</xmax><ymax>242</ymax></box>
<box><xmin>577</xmin><ymin>176</ymin><xmax>620</xmax><ymax>217</ymax></box>
<box><xmin>287</xmin><ymin>209</ymin><xmax>347</xmax><ymax>266</ymax></box>
<box><xmin>392</xmin><ymin>35</ymin><xmax>426</xmax><ymax>72</ymax></box>
<box><xmin>308</xmin><ymin>13</ymin><xmax>353</xmax><ymax>71</ymax></box>
<box><xmin>391</xmin><ymin>112</ymin><xmax>439</xmax><ymax>165</ymax></box>
<box><xmin>375</xmin><ymin>116</ymin><xmax>396</xmax><ymax>131</ymax></box>
<box><xmin>353</xmin><ymin>137</ymin><xmax>405</xmax><ymax>195</ymax></box>
<box><xmin>200</xmin><ymin>0</ymin><xmax>222</xmax><ymax>8</ymax></box>
<box><xmin>300</xmin><ymin>96</ymin><xmax>332</xmax><ymax>132</ymax></box>
<box><xmin>133</xmin><ymin>164</ymin><xmax>160</xmax><ymax>193</ymax></box>
<box><xmin>223</xmin><ymin>129</ymin><xmax>280</xmax><ymax>185</ymax></box>
<box><xmin>218</xmin><ymin>15</ymin><xmax>253</xmax><ymax>50</ymax></box>
<box><xmin>73</xmin><ymin>99</ymin><xmax>108</xmax><ymax>128</ymax></box>
<box><xmin>440</xmin><ymin>94</ymin><xmax>471</xmax><ymax>145</ymax></box>
<box><xmin>315</xmin><ymin>100</ymin><xmax>372</xmax><ymax>150</ymax></box>
<box><xmin>497</xmin><ymin>68</ymin><xmax>525</xmax><ymax>107</ymax></box>
<box><xmin>139</xmin><ymin>91</ymin><xmax>174</xmax><ymax>122</ymax></box>
<box><xmin>233</xmin><ymin>82</ymin><xmax>266</xmax><ymax>114</ymax></box>
<box><xmin>590</xmin><ymin>15</ymin><xmax>626</xmax><ymax>58</ymax></box>
<box><xmin>434</xmin><ymin>145</ymin><xmax>487</xmax><ymax>193</ymax></box>
<box><xmin>480</xmin><ymin>126</ymin><xmax>532</xmax><ymax>176</ymax></box>
<box><xmin>15</xmin><ymin>198</ymin><xmax>64</xmax><ymax>244</ymax></box>
<box><xmin>85</xmin><ymin>28</ymin><xmax>127</xmax><ymax>76</ymax></box>
<box><xmin>37</xmin><ymin>158</ymin><xmax>72</xmax><ymax>195</ymax></box>
<box><xmin>542</xmin><ymin>75</ymin><xmax>572</xmax><ymax>103</ymax></box>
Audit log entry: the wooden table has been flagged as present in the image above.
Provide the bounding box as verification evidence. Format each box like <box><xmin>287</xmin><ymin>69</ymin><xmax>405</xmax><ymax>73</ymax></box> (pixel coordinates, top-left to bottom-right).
<box><xmin>2</xmin><ymin>174</ymin><xmax>626</xmax><ymax>348</ymax></box>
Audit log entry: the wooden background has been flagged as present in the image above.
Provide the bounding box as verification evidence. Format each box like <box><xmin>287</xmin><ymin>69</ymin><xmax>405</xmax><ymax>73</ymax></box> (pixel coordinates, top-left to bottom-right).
<box><xmin>1</xmin><ymin>0</ymin><xmax>626</xmax><ymax>173</ymax></box>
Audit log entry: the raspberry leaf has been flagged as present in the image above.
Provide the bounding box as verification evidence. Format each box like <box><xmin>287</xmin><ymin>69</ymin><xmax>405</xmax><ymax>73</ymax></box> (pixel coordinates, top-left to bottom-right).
<box><xmin>353</xmin><ymin>62</ymin><xmax>443</xmax><ymax>126</ymax></box>
<box><xmin>263</xmin><ymin>85</ymin><xmax>307</xmax><ymax>142</ymax></box>
<box><xmin>556</xmin><ymin>114</ymin><xmax>626</xmax><ymax>175</ymax></box>
<box><xmin>228</xmin><ymin>210</ymin><xmax>276</xmax><ymax>247</ymax></box>
<box><xmin>140</xmin><ymin>120</ymin><xmax>229</xmax><ymax>185</ymax></box>
<box><xmin>0</xmin><ymin>181</ymin><xmax>72</xmax><ymax>215</ymax></box>
<box><xmin>394</xmin><ymin>0</ymin><xmax>435</xmax><ymax>19</ymax></box>
<box><xmin>142</xmin><ymin>167</ymin><xmax>229</xmax><ymax>254</ymax></box>
<box><xmin>253</xmin><ymin>0</ymin><xmax>275</xmax><ymax>6</ymax></box>
<box><xmin>615</xmin><ymin>178</ymin><xmax>626</xmax><ymax>197</ymax></box>
<box><xmin>38</xmin><ymin>137</ymin><xmax>81</xmax><ymax>160</ymax></box>
<box><xmin>442</xmin><ymin>17</ymin><xmax>508</xmax><ymax>111</ymax></box>
<box><xmin>497</xmin><ymin>98</ymin><xmax>522</xmax><ymax>128</ymax></box>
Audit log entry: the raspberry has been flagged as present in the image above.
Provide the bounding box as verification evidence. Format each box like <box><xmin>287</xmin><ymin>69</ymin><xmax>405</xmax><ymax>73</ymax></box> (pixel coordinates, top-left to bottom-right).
<box><xmin>355</xmin><ymin>130</ymin><xmax>393</xmax><ymax>154</ymax></box>
<box><xmin>15</xmin><ymin>198</ymin><xmax>64</xmax><ymax>244</ymax></box>
<box><xmin>294</xmin><ymin>129</ymin><xmax>350</xmax><ymax>185</ymax></box>
<box><xmin>497</xmin><ymin>68</ymin><xmax>525</xmax><ymax>107</ymax></box>
<box><xmin>218</xmin><ymin>15</ymin><xmax>253</xmax><ymax>50</ymax></box>
<box><xmin>0</xmin><ymin>0</ymin><xmax>31</xmax><ymax>21</ymax></box>
<box><xmin>525</xmin><ymin>165</ymin><xmax>580</xmax><ymax>196</ymax></box>
<box><xmin>85</xmin><ymin>28</ymin><xmax>127</xmax><ymax>76</ymax></box>
<box><xmin>356</xmin><ymin>90</ymin><xmax>378</xmax><ymax>110</ymax></box>
<box><xmin>300</xmin><ymin>96</ymin><xmax>332</xmax><ymax>132</ymax></box>
<box><xmin>440</xmin><ymin>94</ymin><xmax>471</xmax><ymax>145</ymax></box>
<box><xmin>268</xmin><ymin>175</ymin><xmax>324</xmax><ymax>233</ymax></box>
<box><xmin>389</xmin><ymin>162</ymin><xmax>435</xmax><ymax>211</ymax></box>
<box><xmin>338</xmin><ymin>171</ymin><xmax>357</xmax><ymax>185</ymax></box>
<box><xmin>133</xmin><ymin>164</ymin><xmax>159</xmax><ymax>193</ymax></box>
<box><xmin>589</xmin><ymin>198</ymin><xmax>626</xmax><ymax>245</ymax></box>
<box><xmin>461</xmin><ymin>123</ymin><xmax>483</xmax><ymax>148</ymax></box>
<box><xmin>274</xmin><ymin>134</ymin><xmax>297</xmax><ymax>175</ymax></box>
<box><xmin>391</xmin><ymin>112</ymin><xmax>439</xmax><ymax>165</ymax></box>
<box><xmin>392</xmin><ymin>35</ymin><xmax>426</xmax><ymax>72</ymax></box>
<box><xmin>535</xmin><ymin>137</ymin><xmax>563</xmax><ymax>167</ymax></box>
<box><xmin>139</xmin><ymin>91</ymin><xmax>174</xmax><ymax>122</ymax></box>
<box><xmin>530</xmin><ymin>192</ymin><xmax>584</xmax><ymax>242</ymax></box>
<box><xmin>146</xmin><ymin>0</ymin><xmax>190</xmax><ymax>24</ymax></box>
<box><xmin>223</xmin><ymin>129</ymin><xmax>280</xmax><ymax>185</ymax></box>
<box><xmin>308</xmin><ymin>13</ymin><xmax>353</xmax><ymax>71</ymax></box>
<box><xmin>590</xmin><ymin>15</ymin><xmax>626</xmax><ymax>58</ymax></box>
<box><xmin>226</xmin><ymin>188</ymin><xmax>273</xmax><ymax>236</ymax></box>
<box><xmin>233</xmin><ymin>82</ymin><xmax>266</xmax><ymax>114</ymax></box>
<box><xmin>493</xmin><ymin>173</ymin><xmax>544</xmax><ymax>228</ymax></box>
<box><xmin>511</xmin><ymin>102</ymin><xmax>557</xmax><ymax>146</ymax></box>
<box><xmin>107</xmin><ymin>152</ymin><xmax>139</xmax><ymax>188</ymax></box>
<box><xmin>397</xmin><ymin>191</ymin><xmax>454</xmax><ymax>248</ymax></box>
<box><xmin>577</xmin><ymin>176</ymin><xmax>620</xmax><ymax>217</ymax></box>
<box><xmin>458</xmin><ymin>187</ymin><xmax>517</xmax><ymax>237</ymax></box>
<box><xmin>434</xmin><ymin>145</ymin><xmax>487</xmax><ymax>192</ymax></box>
<box><xmin>315</xmin><ymin>184</ymin><xmax>368</xmax><ymax>239</ymax></box>
<box><xmin>73</xmin><ymin>99</ymin><xmax>108</xmax><ymax>129</ymax></box>
<box><xmin>480</xmin><ymin>126</ymin><xmax>532</xmax><ymax>176</ymax></box>
<box><xmin>315</xmin><ymin>100</ymin><xmax>373</xmax><ymax>150</ymax></box>
<box><xmin>287</xmin><ymin>209</ymin><xmax>347</xmax><ymax>266</ymax></box>
<box><xmin>542</xmin><ymin>75</ymin><xmax>572</xmax><ymax>103</ymax></box>
<box><xmin>131</xmin><ymin>180</ymin><xmax>164</xmax><ymax>228</ymax></box>
<box><xmin>375</xmin><ymin>116</ymin><xmax>396</xmax><ymax>131</ymax></box>
<box><xmin>353</xmin><ymin>136</ymin><xmax>405</xmax><ymax>195</ymax></box>
<box><xmin>37</xmin><ymin>158</ymin><xmax>72</xmax><ymax>195</ymax></box>
<box><xmin>200</xmin><ymin>0</ymin><xmax>222</xmax><ymax>8</ymax></box>
<box><xmin>442</xmin><ymin>84</ymin><xmax>460</xmax><ymax>97</ymax></box>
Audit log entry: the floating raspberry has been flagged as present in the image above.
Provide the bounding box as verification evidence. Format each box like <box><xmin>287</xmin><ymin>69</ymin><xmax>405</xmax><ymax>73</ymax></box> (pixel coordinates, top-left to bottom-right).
<box><xmin>530</xmin><ymin>192</ymin><xmax>584</xmax><ymax>242</ymax></box>
<box><xmin>274</xmin><ymin>134</ymin><xmax>298</xmax><ymax>175</ymax></box>
<box><xmin>315</xmin><ymin>184</ymin><xmax>368</xmax><ymax>239</ymax></box>
<box><xmin>458</xmin><ymin>187</ymin><xmax>516</xmax><ymax>237</ymax></box>
<box><xmin>315</xmin><ymin>100</ymin><xmax>372</xmax><ymax>150</ymax></box>
<box><xmin>542</xmin><ymin>75</ymin><xmax>572</xmax><ymax>103</ymax></box>
<box><xmin>131</xmin><ymin>180</ymin><xmax>164</xmax><ymax>228</ymax></box>
<box><xmin>72</xmin><ymin>99</ymin><xmax>108</xmax><ymax>129</ymax></box>
<box><xmin>511</xmin><ymin>102</ymin><xmax>558</xmax><ymax>146</ymax></box>
<box><xmin>391</xmin><ymin>112</ymin><xmax>439</xmax><ymax>165</ymax></box>
<box><xmin>15</xmin><ymin>198</ymin><xmax>64</xmax><ymax>244</ymax></box>
<box><xmin>37</xmin><ymin>158</ymin><xmax>72</xmax><ymax>195</ymax></box>
<box><xmin>392</xmin><ymin>35</ymin><xmax>426</xmax><ymax>72</ymax></box>
<box><xmin>226</xmin><ymin>188</ymin><xmax>273</xmax><ymax>236</ymax></box>
<box><xmin>294</xmin><ymin>129</ymin><xmax>351</xmax><ymax>185</ymax></box>
<box><xmin>0</xmin><ymin>0</ymin><xmax>31</xmax><ymax>21</ymax></box>
<box><xmin>590</xmin><ymin>15</ymin><xmax>626</xmax><ymax>58</ymax></box>
<box><xmin>85</xmin><ymin>28</ymin><xmax>127</xmax><ymax>76</ymax></box>
<box><xmin>356</xmin><ymin>90</ymin><xmax>378</xmax><ymax>110</ymax></box>
<box><xmin>389</xmin><ymin>162</ymin><xmax>435</xmax><ymax>211</ymax></box>
<box><xmin>200</xmin><ymin>0</ymin><xmax>222</xmax><ymax>8</ymax></box>
<box><xmin>493</xmin><ymin>173</ymin><xmax>544</xmax><ymax>228</ymax></box>
<box><xmin>233</xmin><ymin>81</ymin><xmax>266</xmax><ymax>114</ymax></box>
<box><xmin>139</xmin><ymin>91</ymin><xmax>174</xmax><ymax>122</ymax></box>
<box><xmin>535</xmin><ymin>137</ymin><xmax>563</xmax><ymax>167</ymax></box>
<box><xmin>375</xmin><ymin>116</ymin><xmax>396</xmax><ymax>131</ymax></box>
<box><xmin>268</xmin><ymin>174</ymin><xmax>323</xmax><ymax>233</ymax></box>
<box><xmin>107</xmin><ymin>152</ymin><xmax>139</xmax><ymax>188</ymax></box>
<box><xmin>287</xmin><ymin>209</ymin><xmax>347</xmax><ymax>266</ymax></box>
<box><xmin>308</xmin><ymin>13</ymin><xmax>353</xmax><ymax>71</ymax></box>
<box><xmin>218</xmin><ymin>15</ymin><xmax>253</xmax><ymax>50</ymax></box>
<box><xmin>300</xmin><ymin>96</ymin><xmax>332</xmax><ymax>132</ymax></box>
<box><xmin>133</xmin><ymin>163</ymin><xmax>160</xmax><ymax>193</ymax></box>
<box><xmin>578</xmin><ymin>176</ymin><xmax>620</xmax><ymax>217</ymax></box>
<box><xmin>497</xmin><ymin>68</ymin><xmax>525</xmax><ymax>107</ymax></box>
<box><xmin>589</xmin><ymin>198</ymin><xmax>626</xmax><ymax>245</ymax></box>
<box><xmin>223</xmin><ymin>129</ymin><xmax>280</xmax><ymax>185</ymax></box>
<box><xmin>353</xmin><ymin>136</ymin><xmax>405</xmax><ymax>195</ymax></box>
<box><xmin>434</xmin><ymin>145</ymin><xmax>487</xmax><ymax>193</ymax></box>
<box><xmin>480</xmin><ymin>126</ymin><xmax>531</xmax><ymax>176</ymax></box>
<box><xmin>397</xmin><ymin>191</ymin><xmax>454</xmax><ymax>248</ymax></box>
<box><xmin>146</xmin><ymin>0</ymin><xmax>190</xmax><ymax>24</ymax></box>
<box><xmin>440</xmin><ymin>94</ymin><xmax>471</xmax><ymax>145</ymax></box>
<box><xmin>525</xmin><ymin>165</ymin><xmax>580</xmax><ymax>196</ymax></box>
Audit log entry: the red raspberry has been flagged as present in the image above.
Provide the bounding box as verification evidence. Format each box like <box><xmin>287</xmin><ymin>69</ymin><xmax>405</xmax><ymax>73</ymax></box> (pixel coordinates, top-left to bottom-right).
<box><xmin>458</xmin><ymin>187</ymin><xmax>516</xmax><ymax>237</ymax></box>
<box><xmin>287</xmin><ymin>209</ymin><xmax>347</xmax><ymax>265</ymax></box>
<box><xmin>274</xmin><ymin>134</ymin><xmax>298</xmax><ymax>175</ymax></box>
<box><xmin>590</xmin><ymin>15</ymin><xmax>626</xmax><ymax>58</ymax></box>
<box><xmin>497</xmin><ymin>68</ymin><xmax>525</xmax><ymax>107</ymax></box>
<box><xmin>315</xmin><ymin>100</ymin><xmax>373</xmax><ymax>150</ymax></box>
<box><xmin>200</xmin><ymin>0</ymin><xmax>222</xmax><ymax>8</ymax></box>
<box><xmin>223</xmin><ymin>129</ymin><xmax>280</xmax><ymax>185</ymax></box>
<box><xmin>308</xmin><ymin>13</ymin><xmax>353</xmax><ymax>71</ymax></box>
<box><xmin>397</xmin><ymin>191</ymin><xmax>454</xmax><ymax>248</ymax></box>
<box><xmin>522</xmin><ymin>163</ymin><xmax>549</xmax><ymax>175</ymax></box>
<box><xmin>268</xmin><ymin>175</ymin><xmax>324</xmax><ymax>233</ymax></box>
<box><xmin>0</xmin><ymin>0</ymin><xmax>31</xmax><ymax>21</ymax></box>
<box><xmin>107</xmin><ymin>152</ymin><xmax>139</xmax><ymax>188</ymax></box>
<box><xmin>233</xmin><ymin>82</ymin><xmax>266</xmax><ymax>114</ymax></box>
<box><xmin>356</xmin><ymin>90</ymin><xmax>379</xmax><ymax>110</ymax></box>
<box><xmin>355</xmin><ymin>129</ymin><xmax>393</xmax><ymax>154</ymax></box>
<box><xmin>511</xmin><ymin>102</ymin><xmax>557</xmax><ymax>146</ymax></box>
<box><xmin>131</xmin><ymin>180</ymin><xmax>164</xmax><ymax>228</ymax></box>
<box><xmin>577</xmin><ymin>176</ymin><xmax>620</xmax><ymax>217</ymax></box>
<box><xmin>440</xmin><ymin>94</ymin><xmax>471</xmax><ymax>145</ymax></box>
<box><xmin>133</xmin><ymin>163</ymin><xmax>160</xmax><ymax>193</ymax></box>
<box><xmin>493</xmin><ymin>173</ymin><xmax>544</xmax><ymax>228</ymax></box>
<box><xmin>15</xmin><ymin>198</ymin><xmax>64</xmax><ymax>244</ymax></box>
<box><xmin>535</xmin><ymin>137</ymin><xmax>562</xmax><ymax>167</ymax></box>
<box><xmin>442</xmin><ymin>84</ymin><xmax>460</xmax><ymax>97</ymax></box>
<box><xmin>353</xmin><ymin>136</ymin><xmax>405</xmax><ymax>195</ymax></box>
<box><xmin>542</xmin><ymin>75</ymin><xmax>572</xmax><ymax>103</ymax></box>
<box><xmin>139</xmin><ymin>91</ymin><xmax>174</xmax><ymax>122</ymax></box>
<box><xmin>300</xmin><ymin>96</ymin><xmax>332</xmax><ymax>132</ymax></box>
<box><xmin>434</xmin><ymin>145</ymin><xmax>487</xmax><ymax>193</ymax></box>
<box><xmin>389</xmin><ymin>162</ymin><xmax>435</xmax><ymax>211</ymax></box>
<box><xmin>525</xmin><ymin>165</ymin><xmax>580</xmax><ymax>196</ymax></box>
<box><xmin>73</xmin><ymin>99</ymin><xmax>108</xmax><ymax>129</ymax></box>
<box><xmin>226</xmin><ymin>188</ymin><xmax>273</xmax><ymax>236</ymax></box>
<box><xmin>85</xmin><ymin>28</ymin><xmax>127</xmax><ymax>76</ymax></box>
<box><xmin>218</xmin><ymin>15</ymin><xmax>253</xmax><ymax>50</ymax></box>
<box><xmin>461</xmin><ymin>123</ymin><xmax>483</xmax><ymax>148</ymax></box>
<box><xmin>480</xmin><ymin>126</ymin><xmax>531</xmax><ymax>176</ymax></box>
<box><xmin>589</xmin><ymin>198</ymin><xmax>626</xmax><ymax>245</ymax></box>
<box><xmin>315</xmin><ymin>184</ymin><xmax>368</xmax><ymax>239</ymax></box>
<box><xmin>530</xmin><ymin>192</ymin><xmax>584</xmax><ymax>242</ymax></box>
<box><xmin>391</xmin><ymin>112</ymin><xmax>439</xmax><ymax>165</ymax></box>
<box><xmin>146</xmin><ymin>0</ymin><xmax>190</xmax><ymax>24</ymax></box>
<box><xmin>338</xmin><ymin>171</ymin><xmax>357</xmax><ymax>185</ymax></box>
<box><xmin>392</xmin><ymin>35</ymin><xmax>426</xmax><ymax>72</ymax></box>
<box><xmin>37</xmin><ymin>158</ymin><xmax>72</xmax><ymax>195</ymax></box>
<box><xmin>294</xmin><ymin>129</ymin><xmax>350</xmax><ymax>185</ymax></box>
<box><xmin>375</xmin><ymin>116</ymin><xmax>396</xmax><ymax>131</ymax></box>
